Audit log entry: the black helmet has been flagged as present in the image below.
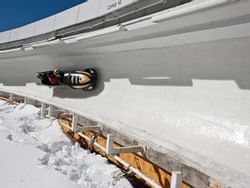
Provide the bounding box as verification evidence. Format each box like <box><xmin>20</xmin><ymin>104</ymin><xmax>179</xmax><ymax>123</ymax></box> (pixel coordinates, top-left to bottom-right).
<box><xmin>36</xmin><ymin>72</ymin><xmax>44</xmax><ymax>79</ymax></box>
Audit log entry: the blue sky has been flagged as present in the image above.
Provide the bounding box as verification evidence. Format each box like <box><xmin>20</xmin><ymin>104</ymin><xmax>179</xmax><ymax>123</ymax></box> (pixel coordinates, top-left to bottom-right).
<box><xmin>0</xmin><ymin>0</ymin><xmax>86</xmax><ymax>32</ymax></box>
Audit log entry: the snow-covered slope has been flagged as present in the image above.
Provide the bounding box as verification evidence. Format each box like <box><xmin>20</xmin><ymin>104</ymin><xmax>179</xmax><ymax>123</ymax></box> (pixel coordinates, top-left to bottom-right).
<box><xmin>0</xmin><ymin>100</ymin><xmax>132</xmax><ymax>188</ymax></box>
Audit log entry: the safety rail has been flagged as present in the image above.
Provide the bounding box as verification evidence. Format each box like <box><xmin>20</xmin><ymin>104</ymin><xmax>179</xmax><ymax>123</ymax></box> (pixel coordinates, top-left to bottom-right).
<box><xmin>0</xmin><ymin>90</ymin><xmax>217</xmax><ymax>188</ymax></box>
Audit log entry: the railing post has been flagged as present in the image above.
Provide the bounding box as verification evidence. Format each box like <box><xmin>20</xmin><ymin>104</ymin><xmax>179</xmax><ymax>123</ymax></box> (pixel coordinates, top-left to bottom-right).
<box><xmin>48</xmin><ymin>105</ymin><xmax>54</xmax><ymax>118</ymax></box>
<box><xmin>40</xmin><ymin>103</ymin><xmax>46</xmax><ymax>119</ymax></box>
<box><xmin>23</xmin><ymin>97</ymin><xmax>28</xmax><ymax>105</ymax></box>
<box><xmin>9</xmin><ymin>93</ymin><xmax>13</xmax><ymax>101</ymax></box>
<box><xmin>72</xmin><ymin>114</ymin><xmax>78</xmax><ymax>132</ymax></box>
<box><xmin>170</xmin><ymin>171</ymin><xmax>183</xmax><ymax>188</ymax></box>
<box><xmin>106</xmin><ymin>134</ymin><xmax>116</xmax><ymax>155</ymax></box>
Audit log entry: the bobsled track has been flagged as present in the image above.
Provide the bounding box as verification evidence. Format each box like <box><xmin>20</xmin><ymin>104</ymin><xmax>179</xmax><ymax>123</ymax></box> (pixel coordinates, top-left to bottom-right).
<box><xmin>0</xmin><ymin>0</ymin><xmax>250</xmax><ymax>187</ymax></box>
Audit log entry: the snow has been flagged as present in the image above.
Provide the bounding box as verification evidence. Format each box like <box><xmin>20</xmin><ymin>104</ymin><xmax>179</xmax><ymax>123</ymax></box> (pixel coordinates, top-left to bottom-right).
<box><xmin>0</xmin><ymin>100</ymin><xmax>132</xmax><ymax>188</ymax></box>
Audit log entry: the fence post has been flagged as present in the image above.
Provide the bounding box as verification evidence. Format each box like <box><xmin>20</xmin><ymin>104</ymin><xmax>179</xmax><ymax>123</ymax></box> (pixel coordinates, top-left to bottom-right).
<box><xmin>170</xmin><ymin>171</ymin><xmax>183</xmax><ymax>188</ymax></box>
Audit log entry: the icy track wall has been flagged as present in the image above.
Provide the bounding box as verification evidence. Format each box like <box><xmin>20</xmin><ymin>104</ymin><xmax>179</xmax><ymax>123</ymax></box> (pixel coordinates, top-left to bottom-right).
<box><xmin>0</xmin><ymin>0</ymin><xmax>250</xmax><ymax>188</ymax></box>
<box><xmin>1</xmin><ymin>38</ymin><xmax>250</xmax><ymax>187</ymax></box>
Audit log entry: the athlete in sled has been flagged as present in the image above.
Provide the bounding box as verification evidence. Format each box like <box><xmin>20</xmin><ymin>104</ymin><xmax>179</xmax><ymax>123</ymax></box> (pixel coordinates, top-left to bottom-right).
<box><xmin>36</xmin><ymin>68</ymin><xmax>97</xmax><ymax>91</ymax></box>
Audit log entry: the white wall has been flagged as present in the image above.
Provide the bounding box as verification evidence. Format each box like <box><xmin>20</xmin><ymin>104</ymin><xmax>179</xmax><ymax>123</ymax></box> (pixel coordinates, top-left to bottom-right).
<box><xmin>18</xmin><ymin>23</ymin><xmax>35</xmax><ymax>40</ymax></box>
<box><xmin>9</xmin><ymin>29</ymin><xmax>19</xmax><ymax>41</ymax></box>
<box><xmin>77</xmin><ymin>0</ymin><xmax>101</xmax><ymax>23</ymax></box>
<box><xmin>98</xmin><ymin>0</ymin><xmax>136</xmax><ymax>16</ymax></box>
<box><xmin>34</xmin><ymin>16</ymin><xmax>56</xmax><ymax>36</ymax></box>
<box><xmin>0</xmin><ymin>0</ymin><xmax>138</xmax><ymax>44</ymax></box>
<box><xmin>54</xmin><ymin>6</ymin><xmax>79</xmax><ymax>30</ymax></box>
<box><xmin>0</xmin><ymin>31</ymin><xmax>10</xmax><ymax>43</ymax></box>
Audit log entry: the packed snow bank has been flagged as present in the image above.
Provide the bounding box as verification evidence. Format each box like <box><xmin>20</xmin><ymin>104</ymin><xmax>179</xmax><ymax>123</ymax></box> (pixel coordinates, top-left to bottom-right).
<box><xmin>0</xmin><ymin>100</ymin><xmax>132</xmax><ymax>188</ymax></box>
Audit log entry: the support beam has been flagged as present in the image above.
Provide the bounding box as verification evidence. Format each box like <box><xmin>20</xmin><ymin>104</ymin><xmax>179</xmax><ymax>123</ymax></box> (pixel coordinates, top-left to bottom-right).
<box><xmin>40</xmin><ymin>103</ymin><xmax>46</xmax><ymax>119</ymax></box>
<box><xmin>23</xmin><ymin>97</ymin><xmax>28</xmax><ymax>105</ymax></box>
<box><xmin>9</xmin><ymin>93</ymin><xmax>13</xmax><ymax>101</ymax></box>
<box><xmin>72</xmin><ymin>114</ymin><xmax>79</xmax><ymax>132</ymax></box>
<box><xmin>106</xmin><ymin>134</ymin><xmax>144</xmax><ymax>155</ymax></box>
<box><xmin>170</xmin><ymin>171</ymin><xmax>183</xmax><ymax>188</ymax></box>
<box><xmin>77</xmin><ymin>125</ymin><xmax>102</xmax><ymax>132</ymax></box>
<box><xmin>71</xmin><ymin>114</ymin><xmax>102</xmax><ymax>132</ymax></box>
<box><xmin>48</xmin><ymin>105</ymin><xmax>54</xmax><ymax>118</ymax></box>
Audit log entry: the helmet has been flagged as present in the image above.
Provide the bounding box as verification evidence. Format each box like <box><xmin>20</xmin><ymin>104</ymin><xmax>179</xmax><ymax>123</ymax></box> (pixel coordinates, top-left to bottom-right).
<box><xmin>54</xmin><ymin>69</ymin><xmax>61</xmax><ymax>77</ymax></box>
<box><xmin>36</xmin><ymin>72</ymin><xmax>43</xmax><ymax>79</ymax></box>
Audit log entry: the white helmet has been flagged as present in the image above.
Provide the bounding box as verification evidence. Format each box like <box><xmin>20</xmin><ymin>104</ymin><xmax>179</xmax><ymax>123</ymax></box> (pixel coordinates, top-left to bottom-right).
<box><xmin>54</xmin><ymin>69</ymin><xmax>60</xmax><ymax>77</ymax></box>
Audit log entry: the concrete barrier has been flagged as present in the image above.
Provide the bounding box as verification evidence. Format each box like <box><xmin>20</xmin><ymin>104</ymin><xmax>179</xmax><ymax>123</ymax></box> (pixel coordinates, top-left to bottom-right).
<box><xmin>54</xmin><ymin>6</ymin><xmax>79</xmax><ymax>30</ymax></box>
<box><xmin>34</xmin><ymin>16</ymin><xmax>56</xmax><ymax>36</ymax></box>
<box><xmin>0</xmin><ymin>31</ymin><xmax>10</xmax><ymax>43</ymax></box>
<box><xmin>18</xmin><ymin>23</ymin><xmax>35</xmax><ymax>40</ymax></box>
